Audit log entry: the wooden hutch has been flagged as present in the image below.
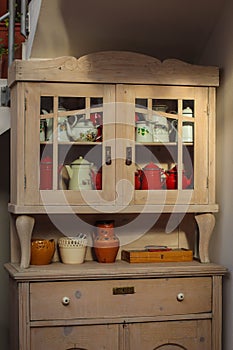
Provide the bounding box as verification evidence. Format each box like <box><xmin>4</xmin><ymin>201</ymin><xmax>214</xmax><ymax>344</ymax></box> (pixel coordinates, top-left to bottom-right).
<box><xmin>5</xmin><ymin>51</ymin><xmax>227</xmax><ymax>350</ymax></box>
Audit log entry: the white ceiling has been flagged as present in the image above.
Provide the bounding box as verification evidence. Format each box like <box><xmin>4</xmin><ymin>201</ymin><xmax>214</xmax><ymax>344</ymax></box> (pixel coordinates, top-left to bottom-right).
<box><xmin>28</xmin><ymin>0</ymin><xmax>227</xmax><ymax>63</ymax></box>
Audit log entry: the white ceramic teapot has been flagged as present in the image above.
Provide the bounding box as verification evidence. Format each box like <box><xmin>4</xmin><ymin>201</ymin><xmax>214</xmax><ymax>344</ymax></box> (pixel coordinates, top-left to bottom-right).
<box><xmin>65</xmin><ymin>156</ymin><xmax>93</xmax><ymax>190</ymax></box>
<box><xmin>66</xmin><ymin>116</ymin><xmax>97</xmax><ymax>142</ymax></box>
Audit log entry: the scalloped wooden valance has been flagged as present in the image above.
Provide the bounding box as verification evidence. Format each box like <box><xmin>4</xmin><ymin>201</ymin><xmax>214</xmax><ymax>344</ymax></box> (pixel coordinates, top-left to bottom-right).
<box><xmin>8</xmin><ymin>51</ymin><xmax>219</xmax><ymax>87</ymax></box>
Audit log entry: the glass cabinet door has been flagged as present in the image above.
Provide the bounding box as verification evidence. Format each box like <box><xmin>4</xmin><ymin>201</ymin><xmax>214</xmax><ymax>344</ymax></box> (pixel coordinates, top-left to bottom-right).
<box><xmin>24</xmin><ymin>82</ymin><xmax>209</xmax><ymax>208</ymax></box>
<box><xmin>116</xmin><ymin>84</ymin><xmax>209</xmax><ymax>206</ymax></box>
<box><xmin>24</xmin><ymin>83</ymin><xmax>116</xmax><ymax>207</ymax></box>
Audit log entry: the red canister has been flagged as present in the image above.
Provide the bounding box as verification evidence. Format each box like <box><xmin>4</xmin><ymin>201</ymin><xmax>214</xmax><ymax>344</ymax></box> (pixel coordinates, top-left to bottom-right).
<box><xmin>40</xmin><ymin>156</ymin><xmax>53</xmax><ymax>190</ymax></box>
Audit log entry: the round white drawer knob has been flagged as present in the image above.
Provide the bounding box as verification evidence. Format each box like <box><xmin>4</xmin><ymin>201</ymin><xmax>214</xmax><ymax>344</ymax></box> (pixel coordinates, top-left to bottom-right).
<box><xmin>177</xmin><ymin>292</ymin><xmax>184</xmax><ymax>301</ymax></box>
<box><xmin>62</xmin><ymin>296</ymin><xmax>70</xmax><ymax>306</ymax></box>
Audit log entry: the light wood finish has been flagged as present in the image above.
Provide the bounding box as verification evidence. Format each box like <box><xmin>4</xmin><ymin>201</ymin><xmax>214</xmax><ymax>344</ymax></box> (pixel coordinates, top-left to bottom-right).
<box><xmin>8</xmin><ymin>52</ymin><xmax>219</xmax><ymax>87</ymax></box>
<box><xmin>6</xmin><ymin>52</ymin><xmax>225</xmax><ymax>349</ymax></box>
<box><xmin>195</xmin><ymin>213</ymin><xmax>215</xmax><ymax>263</ymax></box>
<box><xmin>5</xmin><ymin>260</ymin><xmax>227</xmax><ymax>280</ymax></box>
<box><xmin>30</xmin><ymin>324</ymin><xmax>119</xmax><ymax>350</ymax></box>
<box><xmin>9</xmin><ymin>69</ymin><xmax>217</xmax><ymax>212</ymax></box>
<box><xmin>9</xmin><ymin>53</ymin><xmax>218</xmax><ymax>215</ymax></box>
<box><xmin>128</xmin><ymin>320</ymin><xmax>211</xmax><ymax>349</ymax></box>
<box><xmin>8</xmin><ymin>203</ymin><xmax>219</xmax><ymax>214</ymax></box>
<box><xmin>5</xmin><ymin>262</ymin><xmax>226</xmax><ymax>350</ymax></box>
<box><xmin>212</xmin><ymin>275</ymin><xmax>223</xmax><ymax>350</ymax></box>
<box><xmin>30</xmin><ymin>277</ymin><xmax>211</xmax><ymax>320</ymax></box>
<box><xmin>121</xmin><ymin>248</ymin><xmax>193</xmax><ymax>263</ymax></box>
<box><xmin>15</xmin><ymin>215</ymin><xmax>35</xmax><ymax>268</ymax></box>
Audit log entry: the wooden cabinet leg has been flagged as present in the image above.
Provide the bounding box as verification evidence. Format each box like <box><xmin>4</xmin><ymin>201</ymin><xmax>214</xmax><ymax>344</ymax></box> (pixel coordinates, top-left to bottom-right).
<box><xmin>195</xmin><ymin>213</ymin><xmax>215</xmax><ymax>263</ymax></box>
<box><xmin>16</xmin><ymin>215</ymin><xmax>35</xmax><ymax>269</ymax></box>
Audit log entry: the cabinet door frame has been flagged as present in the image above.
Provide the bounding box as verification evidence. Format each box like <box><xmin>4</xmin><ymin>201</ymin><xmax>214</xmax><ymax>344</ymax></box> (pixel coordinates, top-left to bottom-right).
<box><xmin>116</xmin><ymin>84</ymin><xmax>210</xmax><ymax>206</ymax></box>
<box><xmin>23</xmin><ymin>82</ymin><xmax>116</xmax><ymax>207</ymax></box>
<box><xmin>21</xmin><ymin>82</ymin><xmax>213</xmax><ymax>208</ymax></box>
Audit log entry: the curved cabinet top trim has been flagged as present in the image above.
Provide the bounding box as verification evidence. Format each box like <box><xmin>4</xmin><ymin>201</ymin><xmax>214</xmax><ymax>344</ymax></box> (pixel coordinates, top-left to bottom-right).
<box><xmin>8</xmin><ymin>51</ymin><xmax>219</xmax><ymax>87</ymax></box>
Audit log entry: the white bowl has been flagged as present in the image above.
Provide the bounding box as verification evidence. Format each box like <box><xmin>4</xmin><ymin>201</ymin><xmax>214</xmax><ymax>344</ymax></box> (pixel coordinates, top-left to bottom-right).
<box><xmin>58</xmin><ymin>237</ymin><xmax>87</xmax><ymax>264</ymax></box>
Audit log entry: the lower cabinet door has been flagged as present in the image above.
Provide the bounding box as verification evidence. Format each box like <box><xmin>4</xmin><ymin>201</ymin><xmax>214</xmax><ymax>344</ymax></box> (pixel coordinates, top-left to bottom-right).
<box><xmin>30</xmin><ymin>324</ymin><xmax>119</xmax><ymax>350</ymax></box>
<box><xmin>128</xmin><ymin>320</ymin><xmax>211</xmax><ymax>350</ymax></box>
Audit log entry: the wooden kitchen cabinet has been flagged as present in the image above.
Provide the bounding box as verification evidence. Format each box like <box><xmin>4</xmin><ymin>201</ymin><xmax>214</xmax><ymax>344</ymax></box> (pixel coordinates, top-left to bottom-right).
<box><xmin>8</xmin><ymin>52</ymin><xmax>218</xmax><ymax>213</ymax></box>
<box><xmin>7</xmin><ymin>51</ymin><xmax>220</xmax><ymax>265</ymax></box>
<box><xmin>5</xmin><ymin>51</ymin><xmax>227</xmax><ymax>349</ymax></box>
<box><xmin>6</xmin><ymin>262</ymin><xmax>226</xmax><ymax>350</ymax></box>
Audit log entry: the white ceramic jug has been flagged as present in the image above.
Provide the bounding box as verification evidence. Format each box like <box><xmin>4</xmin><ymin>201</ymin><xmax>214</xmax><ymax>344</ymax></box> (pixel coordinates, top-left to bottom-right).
<box><xmin>135</xmin><ymin>121</ymin><xmax>153</xmax><ymax>142</ymax></box>
<box><xmin>65</xmin><ymin>156</ymin><xmax>93</xmax><ymax>190</ymax></box>
<box><xmin>182</xmin><ymin>107</ymin><xmax>193</xmax><ymax>142</ymax></box>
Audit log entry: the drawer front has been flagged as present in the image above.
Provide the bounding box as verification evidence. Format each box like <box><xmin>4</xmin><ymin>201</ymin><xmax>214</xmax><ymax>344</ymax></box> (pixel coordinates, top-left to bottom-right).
<box><xmin>30</xmin><ymin>277</ymin><xmax>212</xmax><ymax>321</ymax></box>
<box><xmin>31</xmin><ymin>324</ymin><xmax>119</xmax><ymax>350</ymax></box>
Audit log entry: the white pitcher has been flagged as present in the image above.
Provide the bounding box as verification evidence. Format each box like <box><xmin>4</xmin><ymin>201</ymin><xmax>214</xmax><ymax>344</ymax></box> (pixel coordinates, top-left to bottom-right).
<box><xmin>135</xmin><ymin>121</ymin><xmax>153</xmax><ymax>142</ymax></box>
<box><xmin>65</xmin><ymin>156</ymin><xmax>93</xmax><ymax>190</ymax></box>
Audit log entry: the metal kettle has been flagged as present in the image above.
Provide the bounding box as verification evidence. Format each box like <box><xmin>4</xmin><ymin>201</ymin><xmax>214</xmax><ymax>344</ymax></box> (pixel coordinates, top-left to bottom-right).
<box><xmin>141</xmin><ymin>162</ymin><xmax>165</xmax><ymax>190</ymax></box>
<box><xmin>165</xmin><ymin>165</ymin><xmax>192</xmax><ymax>189</ymax></box>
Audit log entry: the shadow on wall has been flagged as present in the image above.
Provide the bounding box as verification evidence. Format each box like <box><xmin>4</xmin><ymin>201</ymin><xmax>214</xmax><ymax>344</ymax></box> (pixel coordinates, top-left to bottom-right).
<box><xmin>0</xmin><ymin>129</ymin><xmax>10</xmax><ymax>349</ymax></box>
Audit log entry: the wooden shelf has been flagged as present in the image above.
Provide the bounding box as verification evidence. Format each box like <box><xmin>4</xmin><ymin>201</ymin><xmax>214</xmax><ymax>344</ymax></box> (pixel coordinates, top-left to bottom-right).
<box><xmin>8</xmin><ymin>203</ymin><xmax>219</xmax><ymax>214</ymax></box>
<box><xmin>40</xmin><ymin>141</ymin><xmax>102</xmax><ymax>146</ymax></box>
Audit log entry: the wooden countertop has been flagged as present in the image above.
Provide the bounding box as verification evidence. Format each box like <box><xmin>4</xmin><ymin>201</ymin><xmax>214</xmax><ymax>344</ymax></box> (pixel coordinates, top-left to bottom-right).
<box><xmin>5</xmin><ymin>260</ymin><xmax>227</xmax><ymax>282</ymax></box>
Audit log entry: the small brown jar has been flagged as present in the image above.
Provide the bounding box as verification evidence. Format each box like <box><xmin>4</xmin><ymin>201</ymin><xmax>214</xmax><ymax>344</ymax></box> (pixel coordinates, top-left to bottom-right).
<box><xmin>30</xmin><ymin>238</ymin><xmax>55</xmax><ymax>265</ymax></box>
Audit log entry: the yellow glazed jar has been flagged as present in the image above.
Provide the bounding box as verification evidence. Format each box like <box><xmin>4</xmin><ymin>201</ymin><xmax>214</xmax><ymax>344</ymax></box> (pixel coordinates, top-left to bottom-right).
<box><xmin>30</xmin><ymin>239</ymin><xmax>55</xmax><ymax>265</ymax></box>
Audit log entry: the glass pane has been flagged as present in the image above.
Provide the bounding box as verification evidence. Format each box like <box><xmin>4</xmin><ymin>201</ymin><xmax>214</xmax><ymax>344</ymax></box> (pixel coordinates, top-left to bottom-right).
<box><xmin>135</xmin><ymin>98</ymin><xmax>179</xmax><ymax>190</ymax></box>
<box><xmin>58</xmin><ymin>144</ymin><xmax>102</xmax><ymax>190</ymax></box>
<box><xmin>40</xmin><ymin>96</ymin><xmax>54</xmax><ymax>141</ymax></box>
<box><xmin>182</xmin><ymin>145</ymin><xmax>194</xmax><ymax>190</ymax></box>
<box><xmin>40</xmin><ymin>144</ymin><xmax>53</xmax><ymax>190</ymax></box>
<box><xmin>152</xmin><ymin>99</ymin><xmax>178</xmax><ymax>114</ymax></box>
<box><xmin>182</xmin><ymin>100</ymin><xmax>194</xmax><ymax>190</ymax></box>
<box><xmin>40</xmin><ymin>96</ymin><xmax>53</xmax><ymax>113</ymax></box>
<box><xmin>182</xmin><ymin>121</ymin><xmax>194</xmax><ymax>143</ymax></box>
<box><xmin>182</xmin><ymin>100</ymin><xmax>194</xmax><ymax>117</ymax></box>
<box><xmin>40</xmin><ymin>94</ymin><xmax>103</xmax><ymax>191</ymax></box>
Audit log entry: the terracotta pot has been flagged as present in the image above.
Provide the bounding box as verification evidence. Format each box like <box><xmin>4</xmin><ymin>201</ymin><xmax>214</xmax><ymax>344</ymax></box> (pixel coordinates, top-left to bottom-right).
<box><xmin>93</xmin><ymin>221</ymin><xmax>119</xmax><ymax>263</ymax></box>
<box><xmin>30</xmin><ymin>239</ymin><xmax>55</xmax><ymax>265</ymax></box>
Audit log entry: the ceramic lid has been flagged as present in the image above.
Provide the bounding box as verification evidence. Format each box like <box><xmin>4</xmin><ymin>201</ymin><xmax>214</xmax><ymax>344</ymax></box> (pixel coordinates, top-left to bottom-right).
<box><xmin>182</xmin><ymin>107</ymin><xmax>193</xmax><ymax>116</ymax></box>
<box><xmin>77</xmin><ymin>119</ymin><xmax>95</xmax><ymax>127</ymax></box>
<box><xmin>41</xmin><ymin>156</ymin><xmax>53</xmax><ymax>164</ymax></box>
<box><xmin>143</xmin><ymin>162</ymin><xmax>161</xmax><ymax>171</ymax></box>
<box><xmin>71</xmin><ymin>156</ymin><xmax>91</xmax><ymax>166</ymax></box>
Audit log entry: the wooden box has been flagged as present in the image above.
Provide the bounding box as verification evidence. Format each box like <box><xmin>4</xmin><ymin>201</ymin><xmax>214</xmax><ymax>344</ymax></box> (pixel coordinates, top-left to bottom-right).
<box><xmin>121</xmin><ymin>249</ymin><xmax>193</xmax><ymax>263</ymax></box>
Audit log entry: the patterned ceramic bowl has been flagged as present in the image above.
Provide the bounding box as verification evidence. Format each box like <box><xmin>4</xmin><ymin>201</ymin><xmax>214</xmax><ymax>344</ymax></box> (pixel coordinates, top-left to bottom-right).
<box><xmin>58</xmin><ymin>236</ymin><xmax>87</xmax><ymax>264</ymax></box>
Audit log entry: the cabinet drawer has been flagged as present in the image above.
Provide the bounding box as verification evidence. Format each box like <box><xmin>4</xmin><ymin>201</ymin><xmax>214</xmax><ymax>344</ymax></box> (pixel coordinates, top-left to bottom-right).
<box><xmin>30</xmin><ymin>277</ymin><xmax>212</xmax><ymax>321</ymax></box>
<box><xmin>31</xmin><ymin>324</ymin><xmax>119</xmax><ymax>350</ymax></box>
